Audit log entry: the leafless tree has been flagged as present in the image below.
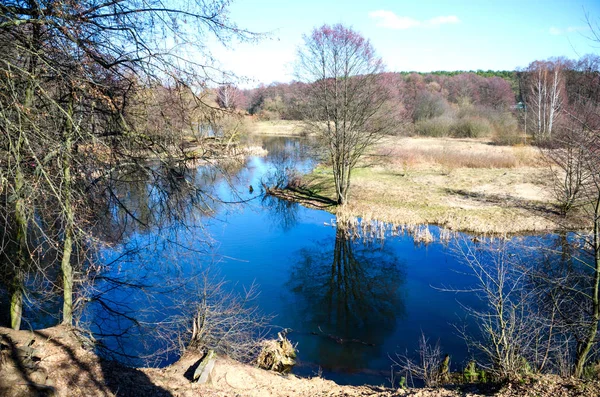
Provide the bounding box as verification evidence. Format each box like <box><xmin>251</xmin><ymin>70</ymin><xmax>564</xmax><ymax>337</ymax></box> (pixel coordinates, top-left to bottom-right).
<box><xmin>447</xmin><ymin>239</ymin><xmax>549</xmax><ymax>381</ymax></box>
<box><xmin>561</xmin><ymin>125</ymin><xmax>600</xmax><ymax>377</ymax></box>
<box><xmin>294</xmin><ymin>24</ymin><xmax>390</xmax><ymax>205</ymax></box>
<box><xmin>539</xmin><ymin>19</ymin><xmax>600</xmax><ymax>375</ymax></box>
<box><xmin>216</xmin><ymin>84</ymin><xmax>241</xmax><ymax>110</ymax></box>
<box><xmin>526</xmin><ymin>60</ymin><xmax>566</xmax><ymax>140</ymax></box>
<box><xmin>542</xmin><ymin>123</ymin><xmax>591</xmax><ymax>215</ymax></box>
<box><xmin>392</xmin><ymin>333</ymin><xmax>448</xmax><ymax>387</ymax></box>
<box><xmin>0</xmin><ymin>0</ymin><xmax>257</xmax><ymax>331</ymax></box>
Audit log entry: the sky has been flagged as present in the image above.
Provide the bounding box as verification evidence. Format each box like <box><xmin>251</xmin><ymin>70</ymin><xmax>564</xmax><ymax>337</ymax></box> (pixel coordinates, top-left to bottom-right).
<box><xmin>208</xmin><ymin>0</ymin><xmax>600</xmax><ymax>87</ymax></box>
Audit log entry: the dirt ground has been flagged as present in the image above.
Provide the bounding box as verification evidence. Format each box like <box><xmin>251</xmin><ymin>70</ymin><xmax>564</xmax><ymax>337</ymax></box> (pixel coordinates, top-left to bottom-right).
<box><xmin>2</xmin><ymin>326</ymin><xmax>598</xmax><ymax>397</ymax></box>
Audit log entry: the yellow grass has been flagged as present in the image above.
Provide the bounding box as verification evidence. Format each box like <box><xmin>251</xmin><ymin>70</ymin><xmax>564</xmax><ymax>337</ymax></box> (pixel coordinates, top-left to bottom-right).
<box><xmin>303</xmin><ymin>136</ymin><xmax>564</xmax><ymax>234</ymax></box>
<box><xmin>247</xmin><ymin>119</ymin><xmax>309</xmax><ymax>136</ymax></box>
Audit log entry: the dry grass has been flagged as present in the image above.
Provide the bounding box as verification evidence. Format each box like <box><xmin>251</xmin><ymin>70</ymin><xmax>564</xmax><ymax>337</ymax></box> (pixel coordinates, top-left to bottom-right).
<box><xmin>380</xmin><ymin>137</ymin><xmax>543</xmax><ymax>170</ymax></box>
<box><xmin>247</xmin><ymin>119</ymin><xmax>309</xmax><ymax>136</ymax></box>
<box><xmin>303</xmin><ymin>136</ymin><xmax>567</xmax><ymax>234</ymax></box>
<box><xmin>389</xmin><ymin>146</ymin><xmax>518</xmax><ymax>169</ymax></box>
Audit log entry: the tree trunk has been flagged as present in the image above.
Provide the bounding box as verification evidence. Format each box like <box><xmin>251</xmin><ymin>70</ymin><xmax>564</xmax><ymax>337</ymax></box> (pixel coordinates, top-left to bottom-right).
<box><xmin>8</xmin><ymin>19</ymin><xmax>41</xmax><ymax>330</ymax></box>
<box><xmin>9</xmin><ymin>107</ymin><xmax>30</xmax><ymax>330</ymax></box>
<box><xmin>61</xmin><ymin>91</ymin><xmax>75</xmax><ymax>325</ymax></box>
<box><xmin>61</xmin><ymin>221</ymin><xmax>74</xmax><ymax>325</ymax></box>
<box><xmin>574</xmin><ymin>193</ymin><xmax>600</xmax><ymax>377</ymax></box>
<box><xmin>9</xmin><ymin>271</ymin><xmax>23</xmax><ymax>330</ymax></box>
<box><xmin>10</xmin><ymin>168</ymin><xmax>27</xmax><ymax>330</ymax></box>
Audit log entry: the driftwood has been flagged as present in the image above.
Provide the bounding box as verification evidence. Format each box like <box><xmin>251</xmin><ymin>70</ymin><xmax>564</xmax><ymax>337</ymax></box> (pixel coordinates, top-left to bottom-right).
<box><xmin>256</xmin><ymin>330</ymin><xmax>296</xmax><ymax>373</ymax></box>
<box><xmin>263</xmin><ymin>185</ymin><xmax>336</xmax><ymax>209</ymax></box>
<box><xmin>192</xmin><ymin>349</ymin><xmax>216</xmax><ymax>384</ymax></box>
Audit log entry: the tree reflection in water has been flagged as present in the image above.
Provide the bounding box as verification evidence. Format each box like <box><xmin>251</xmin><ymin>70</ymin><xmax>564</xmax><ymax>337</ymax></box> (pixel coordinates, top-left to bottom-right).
<box><xmin>261</xmin><ymin>194</ymin><xmax>300</xmax><ymax>232</ymax></box>
<box><xmin>259</xmin><ymin>137</ymin><xmax>315</xmax><ymax>232</ymax></box>
<box><xmin>288</xmin><ymin>225</ymin><xmax>405</xmax><ymax>372</ymax></box>
<box><xmin>80</xmin><ymin>160</ymin><xmax>248</xmax><ymax>364</ymax></box>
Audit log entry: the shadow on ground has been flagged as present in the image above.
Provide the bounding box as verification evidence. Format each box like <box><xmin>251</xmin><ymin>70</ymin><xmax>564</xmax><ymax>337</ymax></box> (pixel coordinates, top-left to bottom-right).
<box><xmin>444</xmin><ymin>188</ymin><xmax>560</xmax><ymax>216</ymax></box>
<box><xmin>0</xmin><ymin>326</ymin><xmax>172</xmax><ymax>396</ymax></box>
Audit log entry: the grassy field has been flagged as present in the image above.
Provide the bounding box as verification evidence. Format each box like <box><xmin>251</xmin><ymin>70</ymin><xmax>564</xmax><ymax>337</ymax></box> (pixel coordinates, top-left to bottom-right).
<box><xmin>248</xmin><ymin>120</ymin><xmax>582</xmax><ymax>234</ymax></box>
<box><xmin>301</xmin><ymin>136</ymin><xmax>572</xmax><ymax>234</ymax></box>
<box><xmin>246</xmin><ymin>119</ymin><xmax>309</xmax><ymax>136</ymax></box>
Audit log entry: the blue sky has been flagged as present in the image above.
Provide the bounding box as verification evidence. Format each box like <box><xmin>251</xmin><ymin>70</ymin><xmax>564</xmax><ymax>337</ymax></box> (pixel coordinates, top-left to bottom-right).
<box><xmin>209</xmin><ymin>0</ymin><xmax>600</xmax><ymax>87</ymax></box>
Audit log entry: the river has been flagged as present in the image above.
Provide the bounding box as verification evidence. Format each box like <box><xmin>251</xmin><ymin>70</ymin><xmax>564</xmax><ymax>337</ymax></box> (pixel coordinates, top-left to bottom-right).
<box><xmin>84</xmin><ymin>135</ymin><xmax>566</xmax><ymax>386</ymax></box>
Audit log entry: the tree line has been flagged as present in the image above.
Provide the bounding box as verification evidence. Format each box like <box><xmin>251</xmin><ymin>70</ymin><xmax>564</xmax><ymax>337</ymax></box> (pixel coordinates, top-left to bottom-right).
<box><xmin>215</xmin><ymin>55</ymin><xmax>598</xmax><ymax>147</ymax></box>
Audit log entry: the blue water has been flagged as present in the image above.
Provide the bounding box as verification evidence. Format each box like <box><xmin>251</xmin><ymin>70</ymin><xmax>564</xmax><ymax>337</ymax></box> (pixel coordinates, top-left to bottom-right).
<box><xmin>86</xmin><ymin>136</ymin><xmax>563</xmax><ymax>386</ymax></box>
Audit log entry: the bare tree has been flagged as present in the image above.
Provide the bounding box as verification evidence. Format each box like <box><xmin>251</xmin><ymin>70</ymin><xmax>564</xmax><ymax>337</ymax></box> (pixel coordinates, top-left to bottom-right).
<box><xmin>542</xmin><ymin>123</ymin><xmax>591</xmax><ymax>215</ymax></box>
<box><xmin>539</xmin><ymin>42</ymin><xmax>600</xmax><ymax>377</ymax></box>
<box><xmin>392</xmin><ymin>333</ymin><xmax>448</xmax><ymax>387</ymax></box>
<box><xmin>0</xmin><ymin>1</ymin><xmax>257</xmax><ymax>330</ymax></box>
<box><xmin>216</xmin><ymin>84</ymin><xmax>241</xmax><ymax>110</ymax></box>
<box><xmin>565</xmin><ymin>120</ymin><xmax>600</xmax><ymax>377</ymax></box>
<box><xmin>529</xmin><ymin>232</ymin><xmax>600</xmax><ymax>379</ymax></box>
<box><xmin>294</xmin><ymin>24</ymin><xmax>390</xmax><ymax>205</ymax></box>
<box><xmin>448</xmin><ymin>239</ymin><xmax>547</xmax><ymax>381</ymax></box>
<box><xmin>526</xmin><ymin>60</ymin><xmax>566</xmax><ymax>141</ymax></box>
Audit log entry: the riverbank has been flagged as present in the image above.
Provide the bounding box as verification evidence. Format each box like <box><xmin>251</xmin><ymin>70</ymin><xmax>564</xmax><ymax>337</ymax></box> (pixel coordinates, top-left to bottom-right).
<box><xmin>254</xmin><ymin>123</ymin><xmax>580</xmax><ymax>234</ymax></box>
<box><xmin>0</xmin><ymin>325</ymin><xmax>389</xmax><ymax>397</ymax></box>
<box><xmin>2</xmin><ymin>326</ymin><xmax>598</xmax><ymax>397</ymax></box>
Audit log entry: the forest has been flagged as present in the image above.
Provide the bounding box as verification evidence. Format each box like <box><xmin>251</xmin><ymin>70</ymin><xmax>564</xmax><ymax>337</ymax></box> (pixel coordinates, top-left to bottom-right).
<box><xmin>235</xmin><ymin>55</ymin><xmax>599</xmax><ymax>146</ymax></box>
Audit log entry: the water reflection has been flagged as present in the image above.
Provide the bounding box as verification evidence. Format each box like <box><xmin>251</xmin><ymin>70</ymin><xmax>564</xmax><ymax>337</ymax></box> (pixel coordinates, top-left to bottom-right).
<box><xmin>258</xmin><ymin>136</ymin><xmax>315</xmax><ymax>232</ymax></box>
<box><xmin>288</xmin><ymin>225</ymin><xmax>405</xmax><ymax>372</ymax></box>
<box><xmin>261</xmin><ymin>136</ymin><xmax>315</xmax><ymax>188</ymax></box>
<box><xmin>523</xmin><ymin>232</ymin><xmax>595</xmax><ymax>372</ymax></box>
<box><xmin>81</xmin><ymin>158</ymin><xmax>254</xmax><ymax>363</ymax></box>
<box><xmin>100</xmin><ymin>159</ymin><xmax>247</xmax><ymax>239</ymax></box>
<box><xmin>261</xmin><ymin>194</ymin><xmax>301</xmax><ymax>232</ymax></box>
<box><xmin>14</xmin><ymin>134</ymin><xmax>582</xmax><ymax>386</ymax></box>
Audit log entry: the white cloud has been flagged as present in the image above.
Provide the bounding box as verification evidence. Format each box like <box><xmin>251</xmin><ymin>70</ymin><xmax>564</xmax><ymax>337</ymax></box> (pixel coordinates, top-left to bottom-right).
<box><xmin>369</xmin><ymin>10</ymin><xmax>460</xmax><ymax>30</ymax></box>
<box><xmin>567</xmin><ymin>26</ymin><xmax>588</xmax><ymax>33</ymax></box>
<box><xmin>549</xmin><ymin>26</ymin><xmax>589</xmax><ymax>35</ymax></box>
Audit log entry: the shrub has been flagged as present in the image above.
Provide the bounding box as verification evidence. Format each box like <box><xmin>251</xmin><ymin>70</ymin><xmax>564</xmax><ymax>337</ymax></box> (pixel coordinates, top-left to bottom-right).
<box><xmin>185</xmin><ymin>278</ymin><xmax>272</xmax><ymax>363</ymax></box>
<box><xmin>450</xmin><ymin>116</ymin><xmax>491</xmax><ymax>138</ymax></box>
<box><xmin>257</xmin><ymin>110</ymin><xmax>281</xmax><ymax>121</ymax></box>
<box><xmin>392</xmin><ymin>333</ymin><xmax>448</xmax><ymax>387</ymax></box>
<box><xmin>489</xmin><ymin>112</ymin><xmax>524</xmax><ymax>145</ymax></box>
<box><xmin>413</xmin><ymin>91</ymin><xmax>450</xmax><ymax>121</ymax></box>
<box><xmin>414</xmin><ymin>107</ymin><xmax>521</xmax><ymax>140</ymax></box>
<box><xmin>414</xmin><ymin>116</ymin><xmax>454</xmax><ymax>137</ymax></box>
<box><xmin>492</xmin><ymin>131</ymin><xmax>525</xmax><ymax>146</ymax></box>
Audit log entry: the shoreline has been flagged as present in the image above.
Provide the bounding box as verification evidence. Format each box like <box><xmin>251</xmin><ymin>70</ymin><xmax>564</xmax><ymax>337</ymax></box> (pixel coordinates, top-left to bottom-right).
<box><xmin>2</xmin><ymin>325</ymin><xmax>597</xmax><ymax>396</ymax></box>
<box><xmin>267</xmin><ymin>185</ymin><xmax>570</xmax><ymax>237</ymax></box>
<box><xmin>251</xmin><ymin>122</ymin><xmax>584</xmax><ymax>235</ymax></box>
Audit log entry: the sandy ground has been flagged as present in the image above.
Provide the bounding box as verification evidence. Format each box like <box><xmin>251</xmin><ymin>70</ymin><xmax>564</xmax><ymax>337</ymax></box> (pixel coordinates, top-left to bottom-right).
<box><xmin>2</xmin><ymin>326</ymin><xmax>599</xmax><ymax>397</ymax></box>
<box><xmin>0</xmin><ymin>326</ymin><xmax>442</xmax><ymax>397</ymax></box>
